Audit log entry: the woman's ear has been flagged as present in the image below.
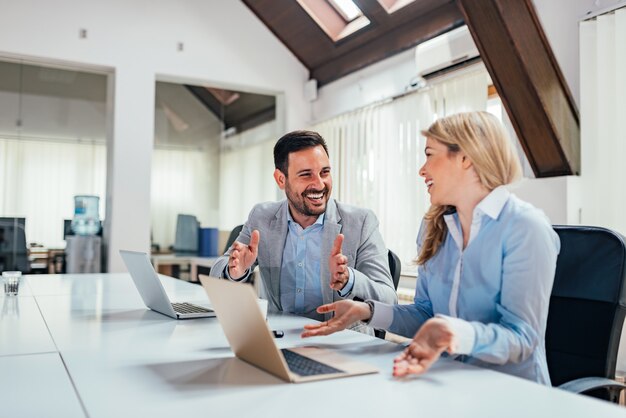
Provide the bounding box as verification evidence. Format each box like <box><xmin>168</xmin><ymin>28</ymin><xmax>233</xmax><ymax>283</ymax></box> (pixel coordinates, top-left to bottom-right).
<box><xmin>460</xmin><ymin>154</ymin><xmax>473</xmax><ymax>170</ymax></box>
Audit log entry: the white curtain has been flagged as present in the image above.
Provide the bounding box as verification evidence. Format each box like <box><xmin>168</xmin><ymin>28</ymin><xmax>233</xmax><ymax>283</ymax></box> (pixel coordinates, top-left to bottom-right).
<box><xmin>0</xmin><ymin>138</ymin><xmax>106</xmax><ymax>248</ymax></box>
<box><xmin>580</xmin><ymin>8</ymin><xmax>626</xmax><ymax>234</ymax></box>
<box><xmin>150</xmin><ymin>147</ymin><xmax>219</xmax><ymax>249</ymax></box>
<box><xmin>312</xmin><ymin>70</ymin><xmax>489</xmax><ymax>270</ymax></box>
<box><xmin>219</xmin><ymin>139</ymin><xmax>278</xmax><ymax>230</ymax></box>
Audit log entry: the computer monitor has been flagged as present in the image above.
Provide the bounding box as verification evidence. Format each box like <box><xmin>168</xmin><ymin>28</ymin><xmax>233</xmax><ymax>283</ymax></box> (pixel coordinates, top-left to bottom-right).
<box><xmin>173</xmin><ymin>214</ymin><xmax>199</xmax><ymax>253</ymax></box>
<box><xmin>0</xmin><ymin>217</ymin><xmax>29</xmax><ymax>273</ymax></box>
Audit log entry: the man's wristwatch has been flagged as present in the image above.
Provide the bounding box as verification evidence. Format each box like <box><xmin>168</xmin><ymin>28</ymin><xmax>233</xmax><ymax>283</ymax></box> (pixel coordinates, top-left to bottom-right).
<box><xmin>364</xmin><ymin>300</ymin><xmax>375</xmax><ymax>325</ymax></box>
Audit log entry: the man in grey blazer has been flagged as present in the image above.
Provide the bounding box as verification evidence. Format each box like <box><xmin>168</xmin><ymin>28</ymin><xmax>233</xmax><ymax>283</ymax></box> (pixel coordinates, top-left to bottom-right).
<box><xmin>210</xmin><ymin>130</ymin><xmax>397</xmax><ymax>323</ymax></box>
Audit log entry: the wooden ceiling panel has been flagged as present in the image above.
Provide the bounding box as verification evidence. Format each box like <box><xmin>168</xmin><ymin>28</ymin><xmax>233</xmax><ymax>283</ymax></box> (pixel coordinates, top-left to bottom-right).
<box><xmin>243</xmin><ymin>0</ymin><xmax>462</xmax><ymax>85</ymax></box>
<box><xmin>313</xmin><ymin>2</ymin><xmax>463</xmax><ymax>83</ymax></box>
<box><xmin>326</xmin><ymin>1</ymin><xmax>462</xmax><ymax>57</ymax></box>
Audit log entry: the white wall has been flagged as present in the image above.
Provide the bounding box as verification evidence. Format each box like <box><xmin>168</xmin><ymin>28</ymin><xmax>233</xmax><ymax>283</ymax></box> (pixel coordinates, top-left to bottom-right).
<box><xmin>0</xmin><ymin>0</ymin><xmax>309</xmax><ymax>271</ymax></box>
<box><xmin>509</xmin><ymin>176</ymin><xmax>583</xmax><ymax>224</ymax></box>
<box><xmin>312</xmin><ymin>48</ymin><xmax>417</xmax><ymax>122</ymax></box>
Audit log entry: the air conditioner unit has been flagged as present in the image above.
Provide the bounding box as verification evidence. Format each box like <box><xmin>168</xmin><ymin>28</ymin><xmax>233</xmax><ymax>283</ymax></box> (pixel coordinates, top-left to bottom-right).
<box><xmin>415</xmin><ymin>25</ymin><xmax>480</xmax><ymax>78</ymax></box>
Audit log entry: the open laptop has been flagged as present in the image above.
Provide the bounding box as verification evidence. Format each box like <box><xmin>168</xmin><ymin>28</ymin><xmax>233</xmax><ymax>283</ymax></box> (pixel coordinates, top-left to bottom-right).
<box><xmin>120</xmin><ymin>250</ymin><xmax>215</xmax><ymax>319</ymax></box>
<box><xmin>199</xmin><ymin>275</ymin><xmax>378</xmax><ymax>383</ymax></box>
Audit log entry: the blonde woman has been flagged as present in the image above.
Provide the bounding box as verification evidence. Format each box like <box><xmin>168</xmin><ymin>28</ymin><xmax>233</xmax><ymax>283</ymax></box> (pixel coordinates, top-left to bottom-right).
<box><xmin>301</xmin><ymin>111</ymin><xmax>560</xmax><ymax>384</ymax></box>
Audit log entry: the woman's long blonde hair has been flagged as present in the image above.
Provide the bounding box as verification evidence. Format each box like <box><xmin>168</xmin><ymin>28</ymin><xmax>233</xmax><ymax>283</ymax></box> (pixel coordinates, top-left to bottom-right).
<box><xmin>416</xmin><ymin>111</ymin><xmax>522</xmax><ymax>265</ymax></box>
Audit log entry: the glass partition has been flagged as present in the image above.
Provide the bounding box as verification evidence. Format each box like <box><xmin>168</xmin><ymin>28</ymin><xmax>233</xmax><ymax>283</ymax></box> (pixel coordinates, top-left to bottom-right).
<box><xmin>0</xmin><ymin>59</ymin><xmax>108</xmax><ymax>273</ymax></box>
<box><xmin>151</xmin><ymin>80</ymin><xmax>282</xmax><ymax>275</ymax></box>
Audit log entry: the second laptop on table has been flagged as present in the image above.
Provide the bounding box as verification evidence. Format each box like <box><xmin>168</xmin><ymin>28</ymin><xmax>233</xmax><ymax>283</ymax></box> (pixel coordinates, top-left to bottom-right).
<box><xmin>120</xmin><ymin>250</ymin><xmax>215</xmax><ymax>319</ymax></box>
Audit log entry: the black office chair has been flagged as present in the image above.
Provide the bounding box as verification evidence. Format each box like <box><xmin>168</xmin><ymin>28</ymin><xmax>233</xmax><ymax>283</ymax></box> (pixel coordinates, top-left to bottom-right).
<box><xmin>374</xmin><ymin>249</ymin><xmax>402</xmax><ymax>339</ymax></box>
<box><xmin>0</xmin><ymin>218</ymin><xmax>30</xmax><ymax>273</ymax></box>
<box><xmin>546</xmin><ymin>225</ymin><xmax>626</xmax><ymax>403</ymax></box>
<box><xmin>223</xmin><ymin>224</ymin><xmax>244</xmax><ymax>255</ymax></box>
<box><xmin>388</xmin><ymin>249</ymin><xmax>401</xmax><ymax>291</ymax></box>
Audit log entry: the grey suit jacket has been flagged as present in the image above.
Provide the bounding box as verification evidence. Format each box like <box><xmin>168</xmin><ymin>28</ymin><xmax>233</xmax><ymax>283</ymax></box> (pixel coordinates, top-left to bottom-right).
<box><xmin>210</xmin><ymin>198</ymin><xmax>397</xmax><ymax>321</ymax></box>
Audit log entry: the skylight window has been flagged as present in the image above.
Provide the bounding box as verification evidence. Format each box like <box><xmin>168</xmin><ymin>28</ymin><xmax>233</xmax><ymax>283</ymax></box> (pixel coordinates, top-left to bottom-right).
<box><xmin>328</xmin><ymin>0</ymin><xmax>362</xmax><ymax>22</ymax></box>
<box><xmin>298</xmin><ymin>0</ymin><xmax>370</xmax><ymax>42</ymax></box>
<box><xmin>376</xmin><ymin>0</ymin><xmax>417</xmax><ymax>14</ymax></box>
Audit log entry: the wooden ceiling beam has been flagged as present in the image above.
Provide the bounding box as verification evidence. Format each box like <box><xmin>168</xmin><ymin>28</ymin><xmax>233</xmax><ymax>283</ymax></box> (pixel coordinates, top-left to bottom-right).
<box><xmin>457</xmin><ymin>0</ymin><xmax>580</xmax><ymax>177</ymax></box>
<box><xmin>352</xmin><ymin>0</ymin><xmax>388</xmax><ymax>26</ymax></box>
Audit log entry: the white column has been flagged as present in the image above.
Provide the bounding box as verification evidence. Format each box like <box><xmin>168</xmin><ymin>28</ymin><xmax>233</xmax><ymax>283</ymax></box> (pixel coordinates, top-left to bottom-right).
<box><xmin>104</xmin><ymin>65</ymin><xmax>154</xmax><ymax>272</ymax></box>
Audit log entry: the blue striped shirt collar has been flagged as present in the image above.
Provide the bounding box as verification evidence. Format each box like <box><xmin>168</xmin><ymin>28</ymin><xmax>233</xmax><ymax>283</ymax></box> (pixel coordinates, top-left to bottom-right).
<box><xmin>286</xmin><ymin>210</ymin><xmax>325</xmax><ymax>228</ymax></box>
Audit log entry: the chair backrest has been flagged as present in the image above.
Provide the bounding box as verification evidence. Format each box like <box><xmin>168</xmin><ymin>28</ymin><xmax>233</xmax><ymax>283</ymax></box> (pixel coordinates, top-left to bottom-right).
<box><xmin>546</xmin><ymin>225</ymin><xmax>626</xmax><ymax>386</ymax></box>
<box><xmin>388</xmin><ymin>249</ymin><xmax>401</xmax><ymax>291</ymax></box>
<box><xmin>223</xmin><ymin>225</ymin><xmax>244</xmax><ymax>254</ymax></box>
<box><xmin>0</xmin><ymin>217</ymin><xmax>29</xmax><ymax>273</ymax></box>
<box><xmin>372</xmin><ymin>249</ymin><xmax>402</xmax><ymax>340</ymax></box>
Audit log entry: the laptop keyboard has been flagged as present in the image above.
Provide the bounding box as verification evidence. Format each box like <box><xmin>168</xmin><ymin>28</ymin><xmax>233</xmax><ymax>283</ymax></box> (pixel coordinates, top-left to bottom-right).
<box><xmin>281</xmin><ymin>349</ymin><xmax>343</xmax><ymax>377</ymax></box>
<box><xmin>171</xmin><ymin>302</ymin><xmax>213</xmax><ymax>314</ymax></box>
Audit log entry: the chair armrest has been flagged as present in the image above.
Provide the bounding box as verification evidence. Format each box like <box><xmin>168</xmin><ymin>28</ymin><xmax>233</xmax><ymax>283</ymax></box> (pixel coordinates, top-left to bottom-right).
<box><xmin>559</xmin><ymin>376</ymin><xmax>626</xmax><ymax>394</ymax></box>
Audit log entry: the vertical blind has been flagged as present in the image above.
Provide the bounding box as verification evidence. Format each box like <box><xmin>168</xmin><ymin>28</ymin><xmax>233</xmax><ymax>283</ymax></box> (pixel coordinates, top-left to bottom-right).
<box><xmin>150</xmin><ymin>147</ymin><xmax>219</xmax><ymax>249</ymax></box>
<box><xmin>580</xmin><ymin>7</ymin><xmax>626</xmax><ymax>234</ymax></box>
<box><xmin>312</xmin><ymin>69</ymin><xmax>489</xmax><ymax>270</ymax></box>
<box><xmin>218</xmin><ymin>139</ymin><xmax>278</xmax><ymax>231</ymax></box>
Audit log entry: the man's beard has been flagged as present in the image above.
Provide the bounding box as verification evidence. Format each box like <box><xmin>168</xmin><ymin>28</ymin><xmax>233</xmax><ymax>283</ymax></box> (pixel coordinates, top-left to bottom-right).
<box><xmin>285</xmin><ymin>183</ymin><xmax>329</xmax><ymax>217</ymax></box>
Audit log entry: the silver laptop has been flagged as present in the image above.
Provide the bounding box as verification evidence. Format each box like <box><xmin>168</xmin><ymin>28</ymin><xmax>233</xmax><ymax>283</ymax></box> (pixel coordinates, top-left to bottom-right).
<box><xmin>120</xmin><ymin>250</ymin><xmax>215</xmax><ymax>319</ymax></box>
<box><xmin>199</xmin><ymin>275</ymin><xmax>378</xmax><ymax>383</ymax></box>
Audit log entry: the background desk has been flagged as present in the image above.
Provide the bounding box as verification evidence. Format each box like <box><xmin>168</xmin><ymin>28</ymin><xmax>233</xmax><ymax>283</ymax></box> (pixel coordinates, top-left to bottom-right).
<box><xmin>2</xmin><ymin>273</ymin><xmax>625</xmax><ymax>418</ymax></box>
<box><xmin>151</xmin><ymin>254</ymin><xmax>218</xmax><ymax>282</ymax></box>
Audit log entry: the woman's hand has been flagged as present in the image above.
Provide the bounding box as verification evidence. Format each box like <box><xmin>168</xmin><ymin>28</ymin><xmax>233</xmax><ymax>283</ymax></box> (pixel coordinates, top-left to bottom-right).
<box><xmin>393</xmin><ymin>317</ymin><xmax>457</xmax><ymax>377</ymax></box>
<box><xmin>301</xmin><ymin>300</ymin><xmax>371</xmax><ymax>338</ymax></box>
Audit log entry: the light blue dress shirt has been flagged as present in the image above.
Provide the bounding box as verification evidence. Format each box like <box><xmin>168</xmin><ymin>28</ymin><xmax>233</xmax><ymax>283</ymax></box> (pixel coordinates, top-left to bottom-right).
<box><xmin>280</xmin><ymin>212</ymin><xmax>354</xmax><ymax>320</ymax></box>
<box><xmin>369</xmin><ymin>187</ymin><xmax>560</xmax><ymax>384</ymax></box>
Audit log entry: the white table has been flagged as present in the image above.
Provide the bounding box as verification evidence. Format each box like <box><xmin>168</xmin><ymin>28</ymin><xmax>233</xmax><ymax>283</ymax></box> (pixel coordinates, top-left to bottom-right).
<box><xmin>2</xmin><ymin>273</ymin><xmax>625</xmax><ymax>418</ymax></box>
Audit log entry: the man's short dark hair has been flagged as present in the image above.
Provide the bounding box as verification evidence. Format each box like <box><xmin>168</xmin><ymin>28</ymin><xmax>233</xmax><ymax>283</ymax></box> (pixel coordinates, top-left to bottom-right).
<box><xmin>273</xmin><ymin>130</ymin><xmax>329</xmax><ymax>175</ymax></box>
